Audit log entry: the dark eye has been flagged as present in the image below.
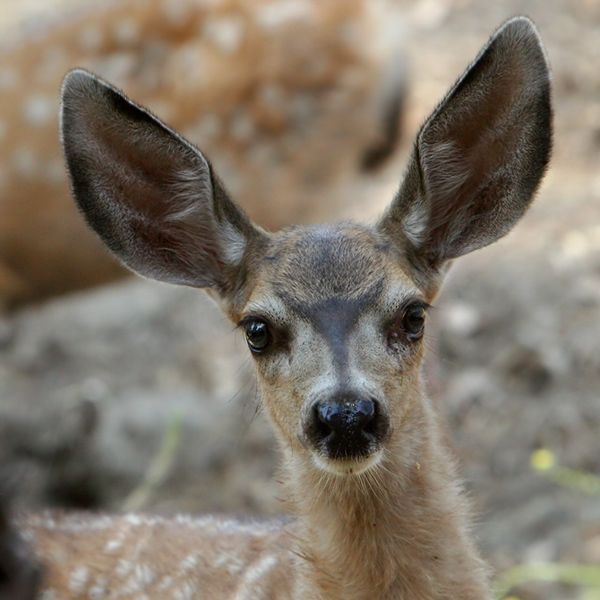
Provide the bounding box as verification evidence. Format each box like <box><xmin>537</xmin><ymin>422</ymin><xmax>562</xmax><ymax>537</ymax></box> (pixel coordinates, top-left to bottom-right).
<box><xmin>402</xmin><ymin>303</ymin><xmax>426</xmax><ymax>338</ymax></box>
<box><xmin>243</xmin><ymin>319</ymin><xmax>271</xmax><ymax>354</ymax></box>
<box><xmin>388</xmin><ymin>301</ymin><xmax>427</xmax><ymax>347</ymax></box>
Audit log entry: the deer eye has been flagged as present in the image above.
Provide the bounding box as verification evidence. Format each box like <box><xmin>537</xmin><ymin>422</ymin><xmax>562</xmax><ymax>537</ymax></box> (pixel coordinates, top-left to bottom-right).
<box><xmin>387</xmin><ymin>301</ymin><xmax>428</xmax><ymax>347</ymax></box>
<box><xmin>243</xmin><ymin>319</ymin><xmax>271</xmax><ymax>354</ymax></box>
<box><xmin>402</xmin><ymin>303</ymin><xmax>426</xmax><ymax>338</ymax></box>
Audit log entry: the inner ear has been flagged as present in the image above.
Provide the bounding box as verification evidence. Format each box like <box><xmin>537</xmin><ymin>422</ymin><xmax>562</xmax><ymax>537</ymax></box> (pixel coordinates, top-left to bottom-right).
<box><xmin>418</xmin><ymin>26</ymin><xmax>550</xmax><ymax>260</ymax></box>
<box><xmin>61</xmin><ymin>69</ymin><xmax>266</xmax><ymax>296</ymax></box>
<box><xmin>379</xmin><ymin>17</ymin><xmax>552</xmax><ymax>276</ymax></box>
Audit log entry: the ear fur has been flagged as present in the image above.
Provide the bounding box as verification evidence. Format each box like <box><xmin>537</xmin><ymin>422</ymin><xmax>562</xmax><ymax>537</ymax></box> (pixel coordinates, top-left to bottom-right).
<box><xmin>60</xmin><ymin>69</ymin><xmax>266</xmax><ymax>296</ymax></box>
<box><xmin>379</xmin><ymin>17</ymin><xmax>552</xmax><ymax>281</ymax></box>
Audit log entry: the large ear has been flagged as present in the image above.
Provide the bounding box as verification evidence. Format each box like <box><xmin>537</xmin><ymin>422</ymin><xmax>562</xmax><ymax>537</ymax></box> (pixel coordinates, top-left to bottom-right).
<box><xmin>378</xmin><ymin>17</ymin><xmax>552</xmax><ymax>281</ymax></box>
<box><xmin>60</xmin><ymin>69</ymin><xmax>266</xmax><ymax>297</ymax></box>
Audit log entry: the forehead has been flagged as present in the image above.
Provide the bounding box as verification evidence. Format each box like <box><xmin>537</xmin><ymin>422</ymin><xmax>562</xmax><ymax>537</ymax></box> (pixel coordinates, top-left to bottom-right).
<box><xmin>248</xmin><ymin>224</ymin><xmax>417</xmax><ymax>314</ymax></box>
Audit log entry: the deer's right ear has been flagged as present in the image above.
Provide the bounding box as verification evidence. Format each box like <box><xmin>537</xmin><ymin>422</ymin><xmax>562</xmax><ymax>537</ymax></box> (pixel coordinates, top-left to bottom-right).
<box><xmin>378</xmin><ymin>17</ymin><xmax>552</xmax><ymax>287</ymax></box>
<box><xmin>60</xmin><ymin>69</ymin><xmax>266</xmax><ymax>297</ymax></box>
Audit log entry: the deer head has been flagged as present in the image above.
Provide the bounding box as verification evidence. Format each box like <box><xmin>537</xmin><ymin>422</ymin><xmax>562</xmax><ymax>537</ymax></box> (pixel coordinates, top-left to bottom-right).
<box><xmin>60</xmin><ymin>16</ymin><xmax>550</xmax><ymax>490</ymax></box>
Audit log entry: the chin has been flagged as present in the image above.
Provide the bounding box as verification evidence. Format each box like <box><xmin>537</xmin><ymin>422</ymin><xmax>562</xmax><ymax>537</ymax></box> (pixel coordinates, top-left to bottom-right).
<box><xmin>312</xmin><ymin>449</ymin><xmax>384</xmax><ymax>476</ymax></box>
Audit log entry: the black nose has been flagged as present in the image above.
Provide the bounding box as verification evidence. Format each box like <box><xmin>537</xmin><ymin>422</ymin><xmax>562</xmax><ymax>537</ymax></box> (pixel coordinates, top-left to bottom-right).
<box><xmin>305</xmin><ymin>395</ymin><xmax>388</xmax><ymax>460</ymax></box>
<box><xmin>316</xmin><ymin>399</ymin><xmax>375</xmax><ymax>438</ymax></box>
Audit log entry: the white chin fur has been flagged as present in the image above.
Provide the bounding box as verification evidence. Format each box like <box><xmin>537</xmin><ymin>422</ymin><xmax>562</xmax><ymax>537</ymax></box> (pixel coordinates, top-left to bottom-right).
<box><xmin>312</xmin><ymin>450</ymin><xmax>384</xmax><ymax>476</ymax></box>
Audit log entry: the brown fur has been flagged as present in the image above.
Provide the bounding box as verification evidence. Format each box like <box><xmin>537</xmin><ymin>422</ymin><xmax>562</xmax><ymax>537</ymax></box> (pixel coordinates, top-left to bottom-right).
<box><xmin>0</xmin><ymin>0</ymin><xmax>405</xmax><ymax>307</ymax></box>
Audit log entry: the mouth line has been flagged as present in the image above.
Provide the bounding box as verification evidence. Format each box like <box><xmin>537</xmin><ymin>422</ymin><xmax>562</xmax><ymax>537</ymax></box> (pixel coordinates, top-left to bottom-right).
<box><xmin>311</xmin><ymin>449</ymin><xmax>384</xmax><ymax>476</ymax></box>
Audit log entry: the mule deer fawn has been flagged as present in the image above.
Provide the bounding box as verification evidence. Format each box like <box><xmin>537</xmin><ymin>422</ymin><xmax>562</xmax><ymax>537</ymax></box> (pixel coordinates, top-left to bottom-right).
<box><xmin>0</xmin><ymin>0</ymin><xmax>405</xmax><ymax>307</ymax></box>
<box><xmin>19</xmin><ymin>16</ymin><xmax>551</xmax><ymax>600</ymax></box>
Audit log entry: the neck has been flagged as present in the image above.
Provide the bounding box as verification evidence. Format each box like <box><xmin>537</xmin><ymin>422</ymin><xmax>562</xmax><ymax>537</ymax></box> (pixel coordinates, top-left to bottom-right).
<box><xmin>281</xmin><ymin>400</ymin><xmax>491</xmax><ymax>600</ymax></box>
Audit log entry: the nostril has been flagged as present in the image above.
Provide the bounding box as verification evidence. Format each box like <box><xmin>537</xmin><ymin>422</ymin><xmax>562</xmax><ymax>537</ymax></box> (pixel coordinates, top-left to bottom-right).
<box><xmin>316</xmin><ymin>399</ymin><xmax>376</xmax><ymax>437</ymax></box>
<box><xmin>352</xmin><ymin>399</ymin><xmax>375</xmax><ymax>429</ymax></box>
<box><xmin>307</xmin><ymin>397</ymin><xmax>387</xmax><ymax>460</ymax></box>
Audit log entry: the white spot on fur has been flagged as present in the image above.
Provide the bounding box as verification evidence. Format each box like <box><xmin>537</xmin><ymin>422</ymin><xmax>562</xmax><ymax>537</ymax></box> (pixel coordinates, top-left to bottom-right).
<box><xmin>104</xmin><ymin>538</ymin><xmax>123</xmax><ymax>553</ymax></box>
<box><xmin>23</xmin><ymin>94</ymin><xmax>55</xmax><ymax>126</ymax></box>
<box><xmin>159</xmin><ymin>575</ymin><xmax>174</xmax><ymax>590</ymax></box>
<box><xmin>203</xmin><ymin>15</ymin><xmax>245</xmax><ymax>54</ymax></box>
<box><xmin>89</xmin><ymin>577</ymin><xmax>107</xmax><ymax>600</ymax></box>
<box><xmin>212</xmin><ymin>551</ymin><xmax>246</xmax><ymax>575</ymax></box>
<box><xmin>179</xmin><ymin>554</ymin><xmax>198</xmax><ymax>572</ymax></box>
<box><xmin>116</xmin><ymin>559</ymin><xmax>134</xmax><ymax>578</ymax></box>
<box><xmin>174</xmin><ymin>514</ymin><xmax>213</xmax><ymax>528</ymax></box>
<box><xmin>121</xmin><ymin>576</ymin><xmax>142</xmax><ymax>594</ymax></box>
<box><xmin>135</xmin><ymin>563</ymin><xmax>156</xmax><ymax>587</ymax></box>
<box><xmin>227</xmin><ymin>556</ymin><xmax>246</xmax><ymax>575</ymax></box>
<box><xmin>124</xmin><ymin>514</ymin><xmax>143</xmax><ymax>526</ymax></box>
<box><xmin>233</xmin><ymin>554</ymin><xmax>278</xmax><ymax>598</ymax></box>
<box><xmin>68</xmin><ymin>565</ymin><xmax>89</xmax><ymax>593</ymax></box>
<box><xmin>39</xmin><ymin>590</ymin><xmax>56</xmax><ymax>600</ymax></box>
<box><xmin>173</xmin><ymin>581</ymin><xmax>197</xmax><ymax>600</ymax></box>
<box><xmin>255</xmin><ymin>0</ymin><xmax>314</xmax><ymax>29</ymax></box>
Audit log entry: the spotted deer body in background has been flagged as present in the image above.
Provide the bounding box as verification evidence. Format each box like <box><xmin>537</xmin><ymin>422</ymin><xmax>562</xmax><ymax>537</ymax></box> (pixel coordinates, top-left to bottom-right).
<box><xmin>0</xmin><ymin>0</ymin><xmax>405</xmax><ymax>307</ymax></box>
<box><xmin>21</xmin><ymin>17</ymin><xmax>551</xmax><ymax>600</ymax></box>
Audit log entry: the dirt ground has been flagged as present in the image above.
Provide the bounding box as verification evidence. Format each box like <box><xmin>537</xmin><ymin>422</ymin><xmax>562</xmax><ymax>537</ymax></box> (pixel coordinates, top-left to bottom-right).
<box><xmin>1</xmin><ymin>1</ymin><xmax>599</xmax><ymax>599</ymax></box>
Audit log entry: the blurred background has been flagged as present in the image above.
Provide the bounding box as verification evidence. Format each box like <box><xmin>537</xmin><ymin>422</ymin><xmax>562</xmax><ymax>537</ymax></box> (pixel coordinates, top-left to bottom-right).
<box><xmin>0</xmin><ymin>0</ymin><xmax>599</xmax><ymax>598</ymax></box>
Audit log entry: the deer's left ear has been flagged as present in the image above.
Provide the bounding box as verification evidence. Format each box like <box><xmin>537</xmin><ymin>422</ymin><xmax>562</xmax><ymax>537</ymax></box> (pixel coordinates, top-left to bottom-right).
<box><xmin>378</xmin><ymin>17</ymin><xmax>552</xmax><ymax>282</ymax></box>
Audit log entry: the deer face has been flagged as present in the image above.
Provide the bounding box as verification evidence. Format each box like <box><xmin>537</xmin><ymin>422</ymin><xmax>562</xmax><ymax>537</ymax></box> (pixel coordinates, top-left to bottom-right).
<box><xmin>59</xmin><ymin>18</ymin><xmax>551</xmax><ymax>479</ymax></box>
<box><xmin>237</xmin><ymin>223</ymin><xmax>428</xmax><ymax>475</ymax></box>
